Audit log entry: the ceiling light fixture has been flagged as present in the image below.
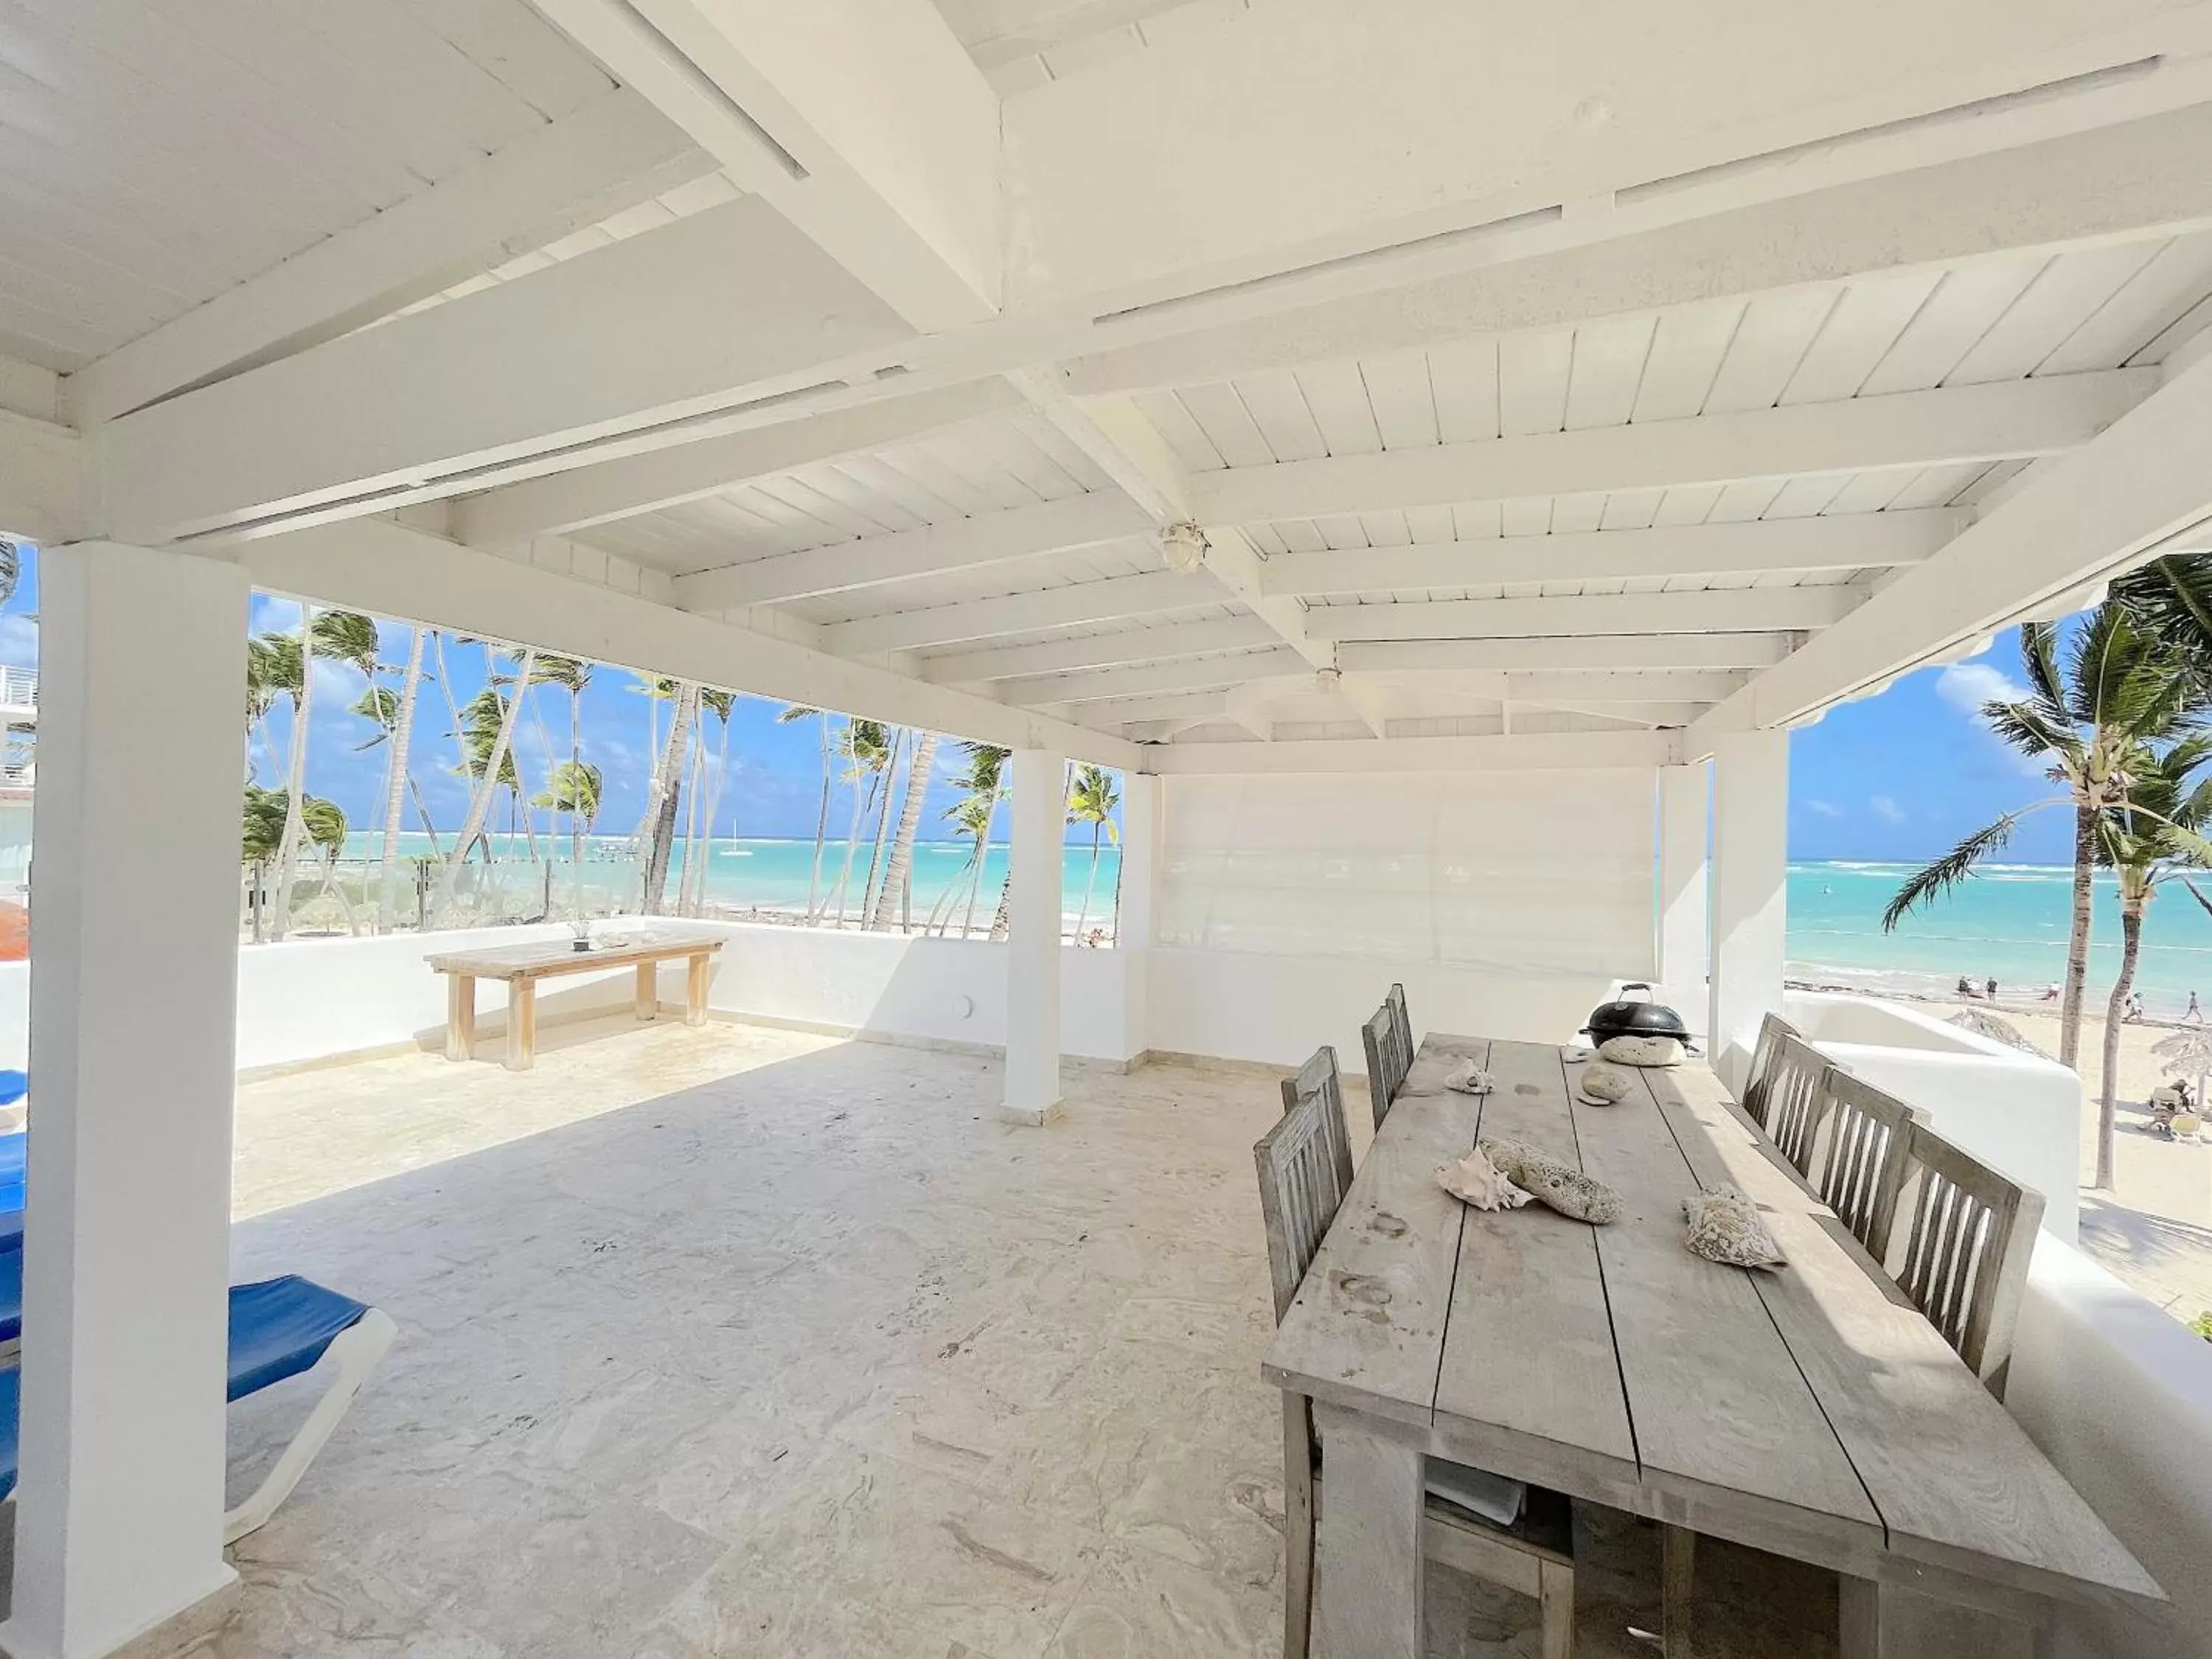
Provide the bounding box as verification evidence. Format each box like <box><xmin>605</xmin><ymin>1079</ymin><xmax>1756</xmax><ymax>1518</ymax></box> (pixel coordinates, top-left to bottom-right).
<box><xmin>1161</xmin><ymin>521</ymin><xmax>1208</xmax><ymax>574</ymax></box>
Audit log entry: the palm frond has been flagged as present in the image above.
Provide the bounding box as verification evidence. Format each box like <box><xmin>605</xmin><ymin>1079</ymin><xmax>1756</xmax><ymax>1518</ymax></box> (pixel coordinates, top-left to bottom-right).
<box><xmin>2017</xmin><ymin>619</ymin><xmax>2066</xmax><ymax>717</ymax></box>
<box><xmin>1881</xmin><ymin>813</ymin><xmax>2029</xmax><ymax>931</ymax></box>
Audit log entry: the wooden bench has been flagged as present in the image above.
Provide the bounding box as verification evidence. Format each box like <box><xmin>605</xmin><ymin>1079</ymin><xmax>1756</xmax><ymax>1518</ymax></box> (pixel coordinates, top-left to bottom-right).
<box><xmin>425</xmin><ymin>933</ymin><xmax>723</xmax><ymax>1071</ymax></box>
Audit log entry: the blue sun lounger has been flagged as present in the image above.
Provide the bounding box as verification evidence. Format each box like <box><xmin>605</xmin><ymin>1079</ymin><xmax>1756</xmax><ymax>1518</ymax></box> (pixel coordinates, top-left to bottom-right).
<box><xmin>0</xmin><ymin>1264</ymin><xmax>395</xmax><ymax>1543</ymax></box>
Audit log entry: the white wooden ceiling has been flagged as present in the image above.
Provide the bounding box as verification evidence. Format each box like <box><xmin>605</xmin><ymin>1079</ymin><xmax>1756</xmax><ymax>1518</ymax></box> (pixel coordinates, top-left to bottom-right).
<box><xmin>0</xmin><ymin>0</ymin><xmax>620</xmax><ymax>372</ymax></box>
<box><xmin>931</xmin><ymin>0</ymin><xmax>1229</xmax><ymax>91</ymax></box>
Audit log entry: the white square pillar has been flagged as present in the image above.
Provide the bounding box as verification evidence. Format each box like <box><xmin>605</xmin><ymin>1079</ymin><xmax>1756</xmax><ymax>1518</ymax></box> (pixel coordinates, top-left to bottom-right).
<box><xmin>1003</xmin><ymin>749</ymin><xmax>1065</xmax><ymax>1125</ymax></box>
<box><xmin>1657</xmin><ymin>763</ymin><xmax>1709</xmax><ymax>1029</ymax></box>
<box><xmin>1708</xmin><ymin>728</ymin><xmax>1790</xmax><ymax>1095</ymax></box>
<box><xmin>1112</xmin><ymin>772</ymin><xmax>1159</xmax><ymax>1065</ymax></box>
<box><xmin>4</xmin><ymin>545</ymin><xmax>248</xmax><ymax>1659</ymax></box>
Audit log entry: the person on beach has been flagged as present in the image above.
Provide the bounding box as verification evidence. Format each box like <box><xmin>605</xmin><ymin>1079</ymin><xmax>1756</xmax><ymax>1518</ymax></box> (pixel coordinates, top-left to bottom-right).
<box><xmin>1957</xmin><ymin>975</ymin><xmax>1977</xmax><ymax>998</ymax></box>
<box><xmin>2191</xmin><ymin>992</ymin><xmax>2205</xmax><ymax>1024</ymax></box>
<box><xmin>1986</xmin><ymin>975</ymin><xmax>1998</xmax><ymax>1001</ymax></box>
<box><xmin>2041</xmin><ymin>981</ymin><xmax>2061</xmax><ymax>1002</ymax></box>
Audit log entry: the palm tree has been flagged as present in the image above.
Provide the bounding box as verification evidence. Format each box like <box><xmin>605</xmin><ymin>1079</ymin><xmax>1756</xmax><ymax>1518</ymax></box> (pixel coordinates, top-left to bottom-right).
<box><xmin>638</xmin><ymin>678</ymin><xmax>698</xmax><ymax>914</ymax></box>
<box><xmin>831</xmin><ymin>718</ymin><xmax>891</xmax><ymax>926</ymax></box>
<box><xmin>683</xmin><ymin>689</ymin><xmax>737</xmax><ymax>918</ymax></box>
<box><xmin>860</xmin><ymin>728</ymin><xmax>907</xmax><ymax>925</ymax></box>
<box><xmin>945</xmin><ymin>742</ymin><xmax>1008</xmax><ymax>938</ymax></box>
<box><xmin>243</xmin><ymin>784</ymin><xmax>347</xmax><ymax>941</ymax></box>
<box><xmin>268</xmin><ymin>605</ymin><xmax>317</xmax><ymax>942</ymax></box>
<box><xmin>2088</xmin><ymin>740</ymin><xmax>2212</xmax><ymax>1189</ymax></box>
<box><xmin>431</xmin><ymin>644</ymin><xmax>535</xmax><ymax>925</ymax></box>
<box><xmin>1883</xmin><ymin>607</ymin><xmax>2200</xmax><ymax>1069</ymax></box>
<box><xmin>778</xmin><ymin>704</ymin><xmax>832</xmax><ymax>922</ymax></box>
<box><xmin>243</xmin><ymin>635</ymin><xmax>287</xmax><ymax>782</ymax></box>
<box><xmin>1066</xmin><ymin>764</ymin><xmax>1120</xmax><ymax>945</ymax></box>
<box><xmin>535</xmin><ymin>655</ymin><xmax>594</xmax><ymax>874</ymax></box>
<box><xmin>355</xmin><ymin>627</ymin><xmax>431</xmax><ymax>929</ymax></box>
<box><xmin>870</xmin><ymin>729</ymin><xmax>940</xmax><ymax>932</ymax></box>
<box><xmin>926</xmin><ymin>791</ymin><xmax>998</xmax><ymax>936</ymax></box>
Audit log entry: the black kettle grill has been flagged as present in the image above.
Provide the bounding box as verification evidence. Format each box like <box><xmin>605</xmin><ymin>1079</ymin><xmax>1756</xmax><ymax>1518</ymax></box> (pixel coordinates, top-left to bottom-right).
<box><xmin>1582</xmin><ymin>983</ymin><xmax>1692</xmax><ymax>1046</ymax></box>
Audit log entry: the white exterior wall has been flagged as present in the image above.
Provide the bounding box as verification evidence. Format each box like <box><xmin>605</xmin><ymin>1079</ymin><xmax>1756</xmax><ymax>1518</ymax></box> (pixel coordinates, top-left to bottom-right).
<box><xmin>1708</xmin><ymin>729</ymin><xmax>1790</xmax><ymax>1092</ymax></box>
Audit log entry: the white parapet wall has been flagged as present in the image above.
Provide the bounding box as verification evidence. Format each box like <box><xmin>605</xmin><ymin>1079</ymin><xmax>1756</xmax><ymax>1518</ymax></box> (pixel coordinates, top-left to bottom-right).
<box><xmin>1784</xmin><ymin>990</ymin><xmax>2081</xmax><ymax>1240</ymax></box>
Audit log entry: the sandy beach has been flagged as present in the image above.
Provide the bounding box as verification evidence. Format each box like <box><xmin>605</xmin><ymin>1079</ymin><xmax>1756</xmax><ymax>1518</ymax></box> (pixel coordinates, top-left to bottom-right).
<box><xmin>1814</xmin><ymin>986</ymin><xmax>2212</xmax><ymax>1328</ymax></box>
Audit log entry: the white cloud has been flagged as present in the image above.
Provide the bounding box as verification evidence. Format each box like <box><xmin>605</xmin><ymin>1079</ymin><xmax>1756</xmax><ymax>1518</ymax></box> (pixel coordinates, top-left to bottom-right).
<box><xmin>1935</xmin><ymin>660</ymin><xmax>2028</xmax><ymax>716</ymax></box>
<box><xmin>1805</xmin><ymin>799</ymin><xmax>1843</xmax><ymax>818</ymax></box>
<box><xmin>0</xmin><ymin>613</ymin><xmax>36</xmax><ymax>669</ymax></box>
<box><xmin>1870</xmin><ymin>795</ymin><xmax>1906</xmax><ymax>824</ymax></box>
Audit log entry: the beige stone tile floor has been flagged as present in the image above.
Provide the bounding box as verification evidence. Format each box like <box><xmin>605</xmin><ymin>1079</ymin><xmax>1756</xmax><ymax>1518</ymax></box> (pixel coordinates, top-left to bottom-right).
<box><xmin>184</xmin><ymin>1015</ymin><xmax>1834</xmax><ymax>1658</ymax></box>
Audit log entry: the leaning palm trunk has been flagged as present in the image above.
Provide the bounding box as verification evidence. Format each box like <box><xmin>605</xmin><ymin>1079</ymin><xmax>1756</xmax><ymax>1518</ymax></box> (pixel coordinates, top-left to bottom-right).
<box><xmin>961</xmin><ymin>793</ymin><xmax>1002</xmax><ymax>939</ymax></box>
<box><xmin>678</xmin><ymin>726</ymin><xmax>709</xmax><ymax>915</ymax></box>
<box><xmin>376</xmin><ymin>628</ymin><xmax>425</xmax><ymax>933</ymax></box>
<box><xmin>832</xmin><ymin>768</ymin><xmax>872</xmax><ymax>927</ymax></box>
<box><xmin>2061</xmin><ymin>805</ymin><xmax>2098</xmax><ymax>1070</ymax></box>
<box><xmin>2098</xmin><ymin>897</ymin><xmax>2147</xmax><ymax>1191</ymax></box>
<box><xmin>642</xmin><ymin>682</ymin><xmax>698</xmax><ymax>913</ymax></box>
<box><xmin>432</xmin><ymin>647</ymin><xmax>536</xmax><ymax>927</ymax></box>
<box><xmin>271</xmin><ymin>605</ymin><xmax>318</xmax><ymax>941</ymax></box>
<box><xmin>860</xmin><ymin>731</ymin><xmax>905</xmax><ymax>926</ymax></box>
<box><xmin>1074</xmin><ymin>823</ymin><xmax>1102</xmax><ymax>943</ymax></box>
<box><xmin>805</xmin><ymin>714</ymin><xmax>832</xmax><ymax>922</ymax></box>
<box><xmin>871</xmin><ymin>731</ymin><xmax>938</xmax><ymax>931</ymax></box>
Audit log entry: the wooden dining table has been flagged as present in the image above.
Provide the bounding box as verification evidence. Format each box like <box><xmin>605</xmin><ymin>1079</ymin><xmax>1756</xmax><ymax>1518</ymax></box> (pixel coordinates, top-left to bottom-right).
<box><xmin>1261</xmin><ymin>1033</ymin><xmax>2163</xmax><ymax>1658</ymax></box>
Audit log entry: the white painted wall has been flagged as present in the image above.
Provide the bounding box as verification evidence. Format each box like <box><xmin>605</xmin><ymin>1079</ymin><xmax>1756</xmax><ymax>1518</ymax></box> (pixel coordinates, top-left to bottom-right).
<box><xmin>1785</xmin><ymin>991</ymin><xmax>2082</xmax><ymax>1241</ymax></box>
<box><xmin>2009</xmin><ymin>1241</ymin><xmax>2212</xmax><ymax>1659</ymax></box>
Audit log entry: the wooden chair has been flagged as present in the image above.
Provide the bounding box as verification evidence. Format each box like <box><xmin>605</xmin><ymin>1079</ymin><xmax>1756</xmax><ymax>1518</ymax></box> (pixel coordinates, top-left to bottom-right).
<box><xmin>1260</xmin><ymin>1046</ymin><xmax>1575</xmax><ymax>1659</ymax></box>
<box><xmin>1361</xmin><ymin>995</ymin><xmax>1413</xmax><ymax>1133</ymax></box>
<box><xmin>1867</xmin><ymin>1121</ymin><xmax>2045</xmax><ymax>1397</ymax></box>
<box><xmin>1739</xmin><ymin>1012</ymin><xmax>1802</xmax><ymax>1133</ymax></box>
<box><xmin>1809</xmin><ymin>1070</ymin><xmax>1924</xmax><ymax>1255</ymax></box>
<box><xmin>1755</xmin><ymin>1029</ymin><xmax>1833</xmax><ymax>1179</ymax></box>
<box><xmin>1387</xmin><ymin>982</ymin><xmax>1413</xmax><ymax>1069</ymax></box>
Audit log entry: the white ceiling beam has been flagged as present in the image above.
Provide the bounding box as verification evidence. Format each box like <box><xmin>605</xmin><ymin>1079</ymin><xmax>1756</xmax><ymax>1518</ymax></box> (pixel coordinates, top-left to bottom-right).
<box><xmin>1139</xmin><ymin>730</ymin><xmax>1680</xmax><ymax>776</ymax></box>
<box><xmin>1689</xmin><ymin>349</ymin><xmax>2212</xmax><ymax>749</ymax></box>
<box><xmin>0</xmin><ymin>411</ymin><xmax>86</xmax><ymax>544</ymax></box>
<box><xmin>921</xmin><ymin>615</ymin><xmax>1281</xmax><ymax>684</ymax></box>
<box><xmin>1002</xmin><ymin>0</ymin><xmax>2212</xmax><ymax>315</ymax></box>
<box><xmin>1196</xmin><ymin>374</ymin><xmax>2152</xmax><ymax>527</ymax></box>
<box><xmin>1338</xmin><ymin>635</ymin><xmax>1797</xmax><ymax>675</ymax></box>
<box><xmin>998</xmin><ymin>649</ymin><xmax>1307</xmax><ymax>706</ymax></box>
<box><xmin>529</xmin><ymin>0</ymin><xmax>1001</xmax><ymax>329</ymax></box>
<box><xmin>1013</xmin><ymin>383</ymin><xmax>1340</xmax><ymax>674</ymax></box>
<box><xmin>1060</xmin><ymin>102</ymin><xmax>2212</xmax><ymax>397</ymax></box>
<box><xmin>237</xmin><ymin>517</ymin><xmax>1135</xmax><ymax>768</ymax></box>
<box><xmin>820</xmin><ymin>569</ymin><xmax>1217</xmax><ymax>656</ymax></box>
<box><xmin>1306</xmin><ymin>588</ymin><xmax>1860</xmax><ymax>644</ymax></box>
<box><xmin>1083</xmin><ymin>689</ymin><xmax>1237</xmax><ymax>728</ymax></box>
<box><xmin>672</xmin><ymin>491</ymin><xmax>1150</xmax><ymax>611</ymax></box>
<box><xmin>100</xmin><ymin>200</ymin><xmax>917</xmax><ymax>544</ymax></box>
<box><xmin>1506</xmin><ymin>671</ymin><xmax>1747</xmax><ymax>704</ymax></box>
<box><xmin>456</xmin><ymin>378</ymin><xmax>1026</xmax><ymax>546</ymax></box>
<box><xmin>1220</xmin><ymin>680</ymin><xmax>1281</xmax><ymax>742</ymax></box>
<box><xmin>63</xmin><ymin>90</ymin><xmax>713</xmax><ymax>428</ymax></box>
<box><xmin>1512</xmin><ymin>699</ymin><xmax>1712</xmax><ymax>728</ymax></box>
<box><xmin>1335</xmin><ymin>673</ymin><xmax>1392</xmax><ymax>739</ymax></box>
<box><xmin>1256</xmin><ymin>512</ymin><xmax>1962</xmax><ymax>597</ymax></box>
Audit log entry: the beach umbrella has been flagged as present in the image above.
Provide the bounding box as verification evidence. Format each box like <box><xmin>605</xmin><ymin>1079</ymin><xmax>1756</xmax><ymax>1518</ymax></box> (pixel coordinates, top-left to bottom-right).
<box><xmin>2152</xmin><ymin>1026</ymin><xmax>2212</xmax><ymax>1108</ymax></box>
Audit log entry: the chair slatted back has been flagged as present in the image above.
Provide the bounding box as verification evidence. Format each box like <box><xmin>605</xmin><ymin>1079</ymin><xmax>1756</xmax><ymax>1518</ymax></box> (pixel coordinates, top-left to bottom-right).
<box><xmin>1281</xmin><ymin>1045</ymin><xmax>1354</xmax><ymax>1211</ymax></box>
<box><xmin>1759</xmin><ymin>1030</ymin><xmax>1834</xmax><ymax>1178</ymax></box>
<box><xmin>1741</xmin><ymin>1012</ymin><xmax>1802</xmax><ymax>1132</ymax></box>
<box><xmin>1361</xmin><ymin>1004</ymin><xmax>1400</xmax><ymax>1133</ymax></box>
<box><xmin>1810</xmin><ymin>1070</ymin><xmax>1924</xmax><ymax>1254</ymax></box>
<box><xmin>1386</xmin><ymin>984</ymin><xmax>1412</xmax><ymax>1069</ymax></box>
<box><xmin>1257</xmin><ymin>1059</ymin><xmax>1355</xmax><ymax>1324</ymax></box>
<box><xmin>1869</xmin><ymin>1121</ymin><xmax>2045</xmax><ymax>1394</ymax></box>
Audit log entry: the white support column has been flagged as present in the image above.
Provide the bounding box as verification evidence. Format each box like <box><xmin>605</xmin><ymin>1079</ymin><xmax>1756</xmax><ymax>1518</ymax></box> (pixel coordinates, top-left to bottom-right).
<box><xmin>1003</xmin><ymin>749</ymin><xmax>1065</xmax><ymax>1125</ymax></box>
<box><xmin>1657</xmin><ymin>763</ymin><xmax>1709</xmax><ymax>1031</ymax></box>
<box><xmin>1112</xmin><ymin>772</ymin><xmax>1160</xmax><ymax>1065</ymax></box>
<box><xmin>1708</xmin><ymin>729</ymin><xmax>1790</xmax><ymax>1095</ymax></box>
<box><xmin>4</xmin><ymin>544</ymin><xmax>248</xmax><ymax>1659</ymax></box>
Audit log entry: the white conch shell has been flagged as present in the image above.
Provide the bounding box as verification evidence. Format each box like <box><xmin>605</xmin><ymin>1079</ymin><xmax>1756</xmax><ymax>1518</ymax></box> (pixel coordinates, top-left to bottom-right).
<box><xmin>1444</xmin><ymin>1060</ymin><xmax>1495</xmax><ymax>1096</ymax></box>
<box><xmin>1435</xmin><ymin>1148</ymin><xmax>1531</xmax><ymax>1211</ymax></box>
<box><xmin>1577</xmin><ymin>1065</ymin><xmax>1634</xmax><ymax>1105</ymax></box>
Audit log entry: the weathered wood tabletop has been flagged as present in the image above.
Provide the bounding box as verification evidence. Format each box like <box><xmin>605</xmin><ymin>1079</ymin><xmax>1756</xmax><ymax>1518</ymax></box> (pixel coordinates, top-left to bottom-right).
<box><xmin>1261</xmin><ymin>1033</ymin><xmax>2162</xmax><ymax>1658</ymax></box>
<box><xmin>425</xmin><ymin>931</ymin><xmax>722</xmax><ymax>1071</ymax></box>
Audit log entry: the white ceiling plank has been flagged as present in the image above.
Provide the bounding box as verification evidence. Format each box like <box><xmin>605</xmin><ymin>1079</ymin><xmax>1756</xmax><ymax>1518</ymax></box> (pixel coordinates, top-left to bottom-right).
<box><xmin>998</xmin><ymin>648</ymin><xmax>1307</xmax><ymax>706</ymax></box>
<box><xmin>2037</xmin><ymin>231</ymin><xmax>2212</xmax><ymax>375</ymax></box>
<box><xmin>919</xmin><ymin>614</ymin><xmax>1281</xmax><ymax>682</ymax></box>
<box><xmin>1512</xmin><ymin>698</ymin><xmax>1711</xmax><ymax>728</ymax></box>
<box><xmin>454</xmin><ymin>379</ymin><xmax>1028</xmax><ymax>546</ymax></box>
<box><xmin>240</xmin><ymin>516</ymin><xmax>1137</xmax><ymax>767</ymax></box>
<box><xmin>1779</xmin><ymin>271</ymin><xmax>1947</xmax><ymax>406</ymax></box>
<box><xmin>1256</xmin><ymin>510</ymin><xmax>1959</xmax><ymax>596</ymax></box>
<box><xmin>101</xmin><ymin>198</ymin><xmax>919</xmax><ymax>543</ymax></box>
<box><xmin>1192</xmin><ymin>372</ymin><xmax>2152</xmax><ymax>526</ymax></box>
<box><xmin>63</xmin><ymin>88</ymin><xmax>712</xmax><ymax>426</ymax></box>
<box><xmin>1085</xmin><ymin>688</ymin><xmax>1237</xmax><ymax>728</ymax></box>
<box><xmin>529</xmin><ymin>0</ymin><xmax>1001</xmax><ymax>328</ymax></box>
<box><xmin>1946</xmin><ymin>242</ymin><xmax>2166</xmax><ymax>384</ymax></box>
<box><xmin>672</xmin><ymin>491</ymin><xmax>1151</xmax><ymax>609</ymax></box>
<box><xmin>821</xmin><ymin>568</ymin><xmax>1218</xmax><ymax>655</ymax></box>
<box><xmin>1141</xmin><ymin>730</ymin><xmax>1677</xmax><ymax>775</ymax></box>
<box><xmin>1338</xmin><ymin>633</ymin><xmax>1796</xmax><ymax>674</ymax></box>
<box><xmin>1691</xmin><ymin>350</ymin><xmax>2212</xmax><ymax>747</ymax></box>
<box><xmin>1505</xmin><ymin>671</ymin><xmax>1746</xmax><ymax>703</ymax></box>
<box><xmin>1306</xmin><ymin>587</ymin><xmax>1860</xmax><ymax>644</ymax></box>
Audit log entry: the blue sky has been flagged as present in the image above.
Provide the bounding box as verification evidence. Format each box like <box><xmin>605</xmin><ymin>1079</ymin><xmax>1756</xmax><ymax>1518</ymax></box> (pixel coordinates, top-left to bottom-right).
<box><xmin>0</xmin><ymin>544</ymin><xmax>2064</xmax><ymax>859</ymax></box>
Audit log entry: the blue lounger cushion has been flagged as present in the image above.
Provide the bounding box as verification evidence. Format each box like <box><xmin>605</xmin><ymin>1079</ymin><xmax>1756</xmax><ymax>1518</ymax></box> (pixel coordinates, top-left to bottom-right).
<box><xmin>0</xmin><ymin>1074</ymin><xmax>25</xmax><ymax>1107</ymax></box>
<box><xmin>0</xmin><ymin>1274</ymin><xmax>370</xmax><ymax>1500</ymax></box>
